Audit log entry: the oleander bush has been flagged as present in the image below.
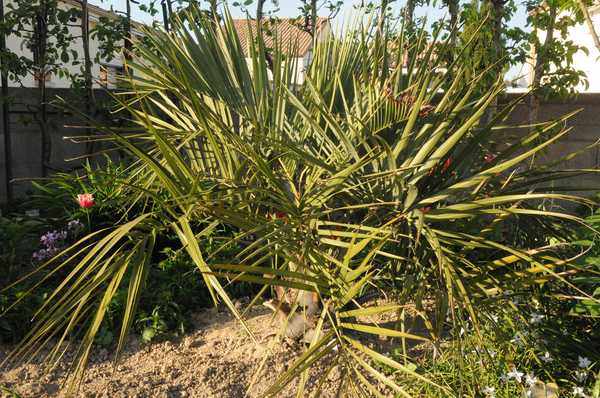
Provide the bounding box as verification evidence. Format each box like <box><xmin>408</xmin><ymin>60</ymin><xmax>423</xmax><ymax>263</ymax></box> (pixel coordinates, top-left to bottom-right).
<box><xmin>2</xmin><ymin>5</ymin><xmax>599</xmax><ymax>396</ymax></box>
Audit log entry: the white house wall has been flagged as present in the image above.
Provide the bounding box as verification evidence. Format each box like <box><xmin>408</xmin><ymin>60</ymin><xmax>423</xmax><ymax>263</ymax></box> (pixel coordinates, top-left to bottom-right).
<box><xmin>570</xmin><ymin>7</ymin><xmax>600</xmax><ymax>92</ymax></box>
<box><xmin>244</xmin><ymin>56</ymin><xmax>307</xmax><ymax>85</ymax></box>
<box><xmin>527</xmin><ymin>7</ymin><xmax>600</xmax><ymax>93</ymax></box>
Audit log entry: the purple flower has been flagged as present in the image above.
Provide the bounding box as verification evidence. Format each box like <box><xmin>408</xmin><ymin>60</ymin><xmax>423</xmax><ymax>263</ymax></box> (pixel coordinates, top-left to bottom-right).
<box><xmin>67</xmin><ymin>219</ymin><xmax>84</xmax><ymax>232</ymax></box>
<box><xmin>32</xmin><ymin>246</ymin><xmax>60</xmax><ymax>262</ymax></box>
<box><xmin>40</xmin><ymin>230</ymin><xmax>67</xmax><ymax>248</ymax></box>
<box><xmin>32</xmin><ymin>249</ymin><xmax>48</xmax><ymax>262</ymax></box>
<box><xmin>34</xmin><ymin>229</ymin><xmax>68</xmax><ymax>262</ymax></box>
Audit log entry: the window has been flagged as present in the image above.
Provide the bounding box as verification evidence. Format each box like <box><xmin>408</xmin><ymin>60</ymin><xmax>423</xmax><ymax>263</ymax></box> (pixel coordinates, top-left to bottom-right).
<box><xmin>99</xmin><ymin>64</ymin><xmax>126</xmax><ymax>88</ymax></box>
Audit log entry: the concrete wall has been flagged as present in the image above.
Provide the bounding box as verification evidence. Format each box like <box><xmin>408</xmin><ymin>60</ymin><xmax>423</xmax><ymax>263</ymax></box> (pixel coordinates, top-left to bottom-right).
<box><xmin>502</xmin><ymin>93</ymin><xmax>600</xmax><ymax>192</ymax></box>
<box><xmin>1</xmin><ymin>91</ymin><xmax>599</xmax><ymax>204</ymax></box>
<box><xmin>0</xmin><ymin>87</ymin><xmax>118</xmax><ymax>202</ymax></box>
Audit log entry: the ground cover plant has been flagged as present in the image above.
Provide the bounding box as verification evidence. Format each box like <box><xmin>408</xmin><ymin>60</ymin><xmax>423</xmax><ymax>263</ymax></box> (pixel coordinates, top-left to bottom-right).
<box><xmin>1</xmin><ymin>5</ymin><xmax>599</xmax><ymax>397</ymax></box>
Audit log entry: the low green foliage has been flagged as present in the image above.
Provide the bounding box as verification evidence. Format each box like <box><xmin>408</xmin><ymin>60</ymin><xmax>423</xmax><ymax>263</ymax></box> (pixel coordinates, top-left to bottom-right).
<box><xmin>0</xmin><ymin>161</ymin><xmax>253</xmax><ymax>344</ymax></box>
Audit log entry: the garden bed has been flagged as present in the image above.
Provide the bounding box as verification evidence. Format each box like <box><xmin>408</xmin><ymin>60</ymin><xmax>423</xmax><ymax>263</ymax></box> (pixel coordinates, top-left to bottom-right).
<box><xmin>1</xmin><ymin>305</ymin><xmax>349</xmax><ymax>398</ymax></box>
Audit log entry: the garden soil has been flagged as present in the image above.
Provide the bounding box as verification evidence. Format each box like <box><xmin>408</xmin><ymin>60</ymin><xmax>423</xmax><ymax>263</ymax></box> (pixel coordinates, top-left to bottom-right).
<box><xmin>0</xmin><ymin>304</ymin><xmax>356</xmax><ymax>398</ymax></box>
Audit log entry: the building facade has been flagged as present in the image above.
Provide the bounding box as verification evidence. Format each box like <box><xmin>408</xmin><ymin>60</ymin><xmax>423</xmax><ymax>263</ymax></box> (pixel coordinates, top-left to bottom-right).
<box><xmin>3</xmin><ymin>0</ymin><xmax>135</xmax><ymax>89</ymax></box>
<box><xmin>526</xmin><ymin>4</ymin><xmax>600</xmax><ymax>92</ymax></box>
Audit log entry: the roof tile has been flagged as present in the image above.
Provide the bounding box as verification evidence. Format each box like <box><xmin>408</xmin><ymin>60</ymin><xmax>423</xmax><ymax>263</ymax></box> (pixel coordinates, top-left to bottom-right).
<box><xmin>232</xmin><ymin>17</ymin><xmax>328</xmax><ymax>57</ymax></box>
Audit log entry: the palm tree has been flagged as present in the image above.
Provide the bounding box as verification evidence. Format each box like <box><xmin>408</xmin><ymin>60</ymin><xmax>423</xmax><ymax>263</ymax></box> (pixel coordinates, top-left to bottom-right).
<box><xmin>3</xmin><ymin>5</ymin><xmax>595</xmax><ymax>396</ymax></box>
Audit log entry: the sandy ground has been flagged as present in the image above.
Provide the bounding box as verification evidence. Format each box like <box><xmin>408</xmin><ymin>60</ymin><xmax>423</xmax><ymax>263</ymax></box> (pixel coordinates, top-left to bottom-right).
<box><xmin>0</xmin><ymin>305</ymin><xmax>350</xmax><ymax>398</ymax></box>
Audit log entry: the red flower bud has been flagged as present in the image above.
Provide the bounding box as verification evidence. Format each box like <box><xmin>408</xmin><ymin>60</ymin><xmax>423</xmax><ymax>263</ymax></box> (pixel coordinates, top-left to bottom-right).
<box><xmin>441</xmin><ymin>157</ymin><xmax>452</xmax><ymax>173</ymax></box>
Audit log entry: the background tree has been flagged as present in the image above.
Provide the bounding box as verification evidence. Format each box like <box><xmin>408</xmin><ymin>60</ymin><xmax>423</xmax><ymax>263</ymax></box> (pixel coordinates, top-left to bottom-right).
<box><xmin>0</xmin><ymin>0</ymin><xmax>79</xmax><ymax>175</ymax></box>
<box><xmin>296</xmin><ymin>1</ymin><xmax>342</xmax><ymax>35</ymax></box>
<box><xmin>525</xmin><ymin>0</ymin><xmax>587</xmax><ymax>127</ymax></box>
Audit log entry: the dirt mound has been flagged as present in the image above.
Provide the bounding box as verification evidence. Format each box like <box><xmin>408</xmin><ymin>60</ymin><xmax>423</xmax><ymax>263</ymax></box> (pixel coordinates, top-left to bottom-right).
<box><xmin>0</xmin><ymin>306</ymin><xmax>345</xmax><ymax>398</ymax></box>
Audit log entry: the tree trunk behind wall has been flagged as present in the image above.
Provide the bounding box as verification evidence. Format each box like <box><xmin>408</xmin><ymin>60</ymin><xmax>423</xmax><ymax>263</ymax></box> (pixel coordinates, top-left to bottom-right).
<box><xmin>377</xmin><ymin>0</ymin><xmax>390</xmax><ymax>83</ymax></box>
<box><xmin>310</xmin><ymin>0</ymin><xmax>317</xmax><ymax>37</ymax></box>
<box><xmin>209</xmin><ymin>0</ymin><xmax>218</xmax><ymax>19</ymax></box>
<box><xmin>528</xmin><ymin>3</ymin><xmax>557</xmax><ymax>129</ymax></box>
<box><xmin>125</xmin><ymin>0</ymin><xmax>132</xmax><ymax>62</ymax></box>
<box><xmin>404</xmin><ymin>0</ymin><xmax>415</xmax><ymax>31</ymax></box>
<box><xmin>0</xmin><ymin>0</ymin><xmax>12</xmax><ymax>200</ymax></box>
<box><xmin>34</xmin><ymin>1</ymin><xmax>50</xmax><ymax>176</ymax></box>
<box><xmin>256</xmin><ymin>0</ymin><xmax>265</xmax><ymax>23</ymax></box>
<box><xmin>445</xmin><ymin>0</ymin><xmax>459</xmax><ymax>47</ymax></box>
<box><xmin>486</xmin><ymin>0</ymin><xmax>505</xmax><ymax>121</ymax></box>
<box><xmin>80</xmin><ymin>0</ymin><xmax>95</xmax><ymax>155</ymax></box>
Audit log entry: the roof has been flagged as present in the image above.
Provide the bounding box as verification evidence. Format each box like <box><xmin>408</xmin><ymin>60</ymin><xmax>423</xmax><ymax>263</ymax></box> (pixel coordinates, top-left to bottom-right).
<box><xmin>232</xmin><ymin>17</ymin><xmax>329</xmax><ymax>57</ymax></box>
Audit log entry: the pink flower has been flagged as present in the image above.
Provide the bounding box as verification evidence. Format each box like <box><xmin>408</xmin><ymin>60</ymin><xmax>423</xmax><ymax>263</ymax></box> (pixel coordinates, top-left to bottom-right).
<box><xmin>420</xmin><ymin>206</ymin><xmax>432</xmax><ymax>214</ymax></box>
<box><xmin>77</xmin><ymin>193</ymin><xmax>95</xmax><ymax>209</ymax></box>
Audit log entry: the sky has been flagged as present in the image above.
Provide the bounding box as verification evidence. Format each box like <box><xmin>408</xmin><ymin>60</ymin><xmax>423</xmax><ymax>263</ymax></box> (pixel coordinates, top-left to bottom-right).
<box><xmin>89</xmin><ymin>0</ymin><xmax>528</xmax><ymax>29</ymax></box>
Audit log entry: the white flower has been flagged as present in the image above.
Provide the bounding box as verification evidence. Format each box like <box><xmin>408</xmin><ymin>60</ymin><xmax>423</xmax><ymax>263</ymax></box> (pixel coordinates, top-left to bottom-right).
<box><xmin>529</xmin><ymin>312</ymin><xmax>544</xmax><ymax>324</ymax></box>
<box><xmin>511</xmin><ymin>333</ymin><xmax>525</xmax><ymax>346</ymax></box>
<box><xmin>507</xmin><ymin>367</ymin><xmax>524</xmax><ymax>383</ymax></box>
<box><xmin>482</xmin><ymin>386</ymin><xmax>495</xmax><ymax>397</ymax></box>
<box><xmin>541</xmin><ymin>351</ymin><xmax>553</xmax><ymax>363</ymax></box>
<box><xmin>499</xmin><ymin>373</ymin><xmax>509</xmax><ymax>382</ymax></box>
<box><xmin>488</xmin><ymin>349</ymin><xmax>497</xmax><ymax>358</ymax></box>
<box><xmin>573</xmin><ymin>386</ymin><xmax>587</xmax><ymax>397</ymax></box>
<box><xmin>575</xmin><ymin>370</ymin><xmax>588</xmax><ymax>383</ymax></box>
<box><xmin>578</xmin><ymin>356</ymin><xmax>592</xmax><ymax>369</ymax></box>
<box><xmin>490</xmin><ymin>314</ymin><xmax>499</xmax><ymax>322</ymax></box>
<box><xmin>525</xmin><ymin>373</ymin><xmax>537</xmax><ymax>386</ymax></box>
<box><xmin>503</xmin><ymin>290</ymin><xmax>514</xmax><ymax>296</ymax></box>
